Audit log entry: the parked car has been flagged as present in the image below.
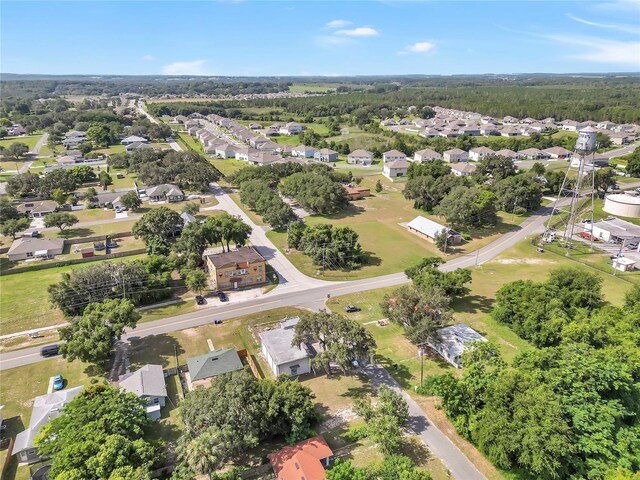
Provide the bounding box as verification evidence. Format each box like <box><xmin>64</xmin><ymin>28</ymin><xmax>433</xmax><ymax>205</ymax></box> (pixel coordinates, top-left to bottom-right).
<box><xmin>106</xmin><ymin>240</ymin><xmax>118</xmax><ymax>248</ymax></box>
<box><xmin>52</xmin><ymin>374</ymin><xmax>64</xmax><ymax>391</ymax></box>
<box><xmin>578</xmin><ymin>232</ymin><xmax>597</xmax><ymax>241</ymax></box>
<box><xmin>195</xmin><ymin>295</ymin><xmax>206</xmax><ymax>305</ymax></box>
<box><xmin>186</xmin><ymin>194</ymin><xmax>201</xmax><ymax>200</ymax></box>
<box><xmin>213</xmin><ymin>319</ymin><xmax>223</xmax><ymax>325</ymax></box>
<box><xmin>94</xmin><ymin>242</ymin><xmax>106</xmax><ymax>251</ymax></box>
<box><xmin>40</xmin><ymin>344</ymin><xmax>60</xmax><ymax>357</ymax></box>
<box><xmin>116</xmin><ymin>172</ymin><xmax>125</xmax><ymax>179</ymax></box>
<box><xmin>217</xmin><ymin>291</ymin><xmax>228</xmax><ymax>302</ymax></box>
<box><xmin>344</xmin><ymin>305</ymin><xmax>361</xmax><ymax>313</ymax></box>
<box><xmin>611</xmin><ymin>184</ymin><xmax>621</xmax><ymax>191</ymax></box>
<box><xmin>611</xmin><ymin>253</ymin><xmax>625</xmax><ymax>259</ymax></box>
<box><xmin>30</xmin><ymin>230</ymin><xmax>39</xmax><ymax>237</ymax></box>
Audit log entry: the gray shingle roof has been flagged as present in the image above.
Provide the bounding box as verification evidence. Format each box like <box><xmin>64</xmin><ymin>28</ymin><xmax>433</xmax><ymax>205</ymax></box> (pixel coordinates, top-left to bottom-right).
<box><xmin>259</xmin><ymin>318</ymin><xmax>310</xmax><ymax>365</ymax></box>
<box><xmin>186</xmin><ymin>349</ymin><xmax>244</xmax><ymax>382</ymax></box>
<box><xmin>119</xmin><ymin>364</ymin><xmax>167</xmax><ymax>399</ymax></box>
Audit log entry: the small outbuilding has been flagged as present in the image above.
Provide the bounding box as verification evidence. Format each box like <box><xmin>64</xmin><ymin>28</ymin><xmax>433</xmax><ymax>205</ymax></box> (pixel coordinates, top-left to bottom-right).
<box><xmin>427</xmin><ymin>324</ymin><xmax>487</xmax><ymax>368</ymax></box>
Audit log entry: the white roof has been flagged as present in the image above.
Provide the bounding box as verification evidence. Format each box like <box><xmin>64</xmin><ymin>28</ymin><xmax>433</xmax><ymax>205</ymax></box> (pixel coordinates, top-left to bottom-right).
<box><xmin>14</xmin><ymin>387</ymin><xmax>84</xmax><ymax>454</ymax></box>
<box><xmin>434</xmin><ymin>324</ymin><xmax>487</xmax><ymax>360</ymax></box>
<box><xmin>259</xmin><ymin>318</ymin><xmax>310</xmax><ymax>365</ymax></box>
<box><xmin>407</xmin><ymin>215</ymin><xmax>447</xmax><ymax>238</ymax></box>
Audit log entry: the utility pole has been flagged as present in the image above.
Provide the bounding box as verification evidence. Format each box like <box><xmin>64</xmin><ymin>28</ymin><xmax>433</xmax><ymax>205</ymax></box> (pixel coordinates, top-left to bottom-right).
<box><xmin>475</xmin><ymin>247</ymin><xmax>480</xmax><ymax>268</ymax></box>
<box><xmin>418</xmin><ymin>346</ymin><xmax>424</xmax><ymax>386</ymax></box>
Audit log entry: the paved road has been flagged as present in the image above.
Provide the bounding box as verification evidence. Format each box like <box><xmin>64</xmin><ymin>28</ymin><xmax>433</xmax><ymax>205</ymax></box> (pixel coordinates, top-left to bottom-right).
<box><xmin>601</xmin><ymin>141</ymin><xmax>639</xmax><ymax>160</ymax></box>
<box><xmin>0</xmin><ymin>199</ymin><xmax>559</xmax><ymax>372</ymax></box>
<box><xmin>364</xmin><ymin>364</ymin><xmax>484</xmax><ymax>480</ymax></box>
<box><xmin>32</xmin><ymin>132</ymin><xmax>48</xmax><ymax>156</ymax></box>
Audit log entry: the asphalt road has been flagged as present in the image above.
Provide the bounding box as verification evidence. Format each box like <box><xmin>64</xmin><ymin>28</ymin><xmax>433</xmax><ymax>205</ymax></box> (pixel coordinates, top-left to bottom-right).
<box><xmin>0</xmin><ymin>200</ymin><xmax>556</xmax><ymax>372</ymax></box>
<box><xmin>364</xmin><ymin>364</ymin><xmax>484</xmax><ymax>480</ymax></box>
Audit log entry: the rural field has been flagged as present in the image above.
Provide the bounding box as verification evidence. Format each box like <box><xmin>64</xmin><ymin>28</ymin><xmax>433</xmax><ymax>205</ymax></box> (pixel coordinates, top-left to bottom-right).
<box><xmin>266</xmin><ymin>174</ymin><xmax>541</xmax><ymax>280</ymax></box>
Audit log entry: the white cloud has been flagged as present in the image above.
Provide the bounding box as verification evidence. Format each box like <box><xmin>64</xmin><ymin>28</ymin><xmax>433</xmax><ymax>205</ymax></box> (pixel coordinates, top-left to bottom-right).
<box><xmin>162</xmin><ymin>60</ymin><xmax>211</xmax><ymax>75</ymax></box>
<box><xmin>315</xmin><ymin>35</ymin><xmax>354</xmax><ymax>47</ymax></box>
<box><xmin>142</xmin><ymin>54</ymin><xmax>154</xmax><ymax>61</ymax></box>
<box><xmin>335</xmin><ymin>27</ymin><xmax>379</xmax><ymax>37</ymax></box>
<box><xmin>566</xmin><ymin>13</ymin><xmax>640</xmax><ymax>34</ymax></box>
<box><xmin>325</xmin><ymin>19</ymin><xmax>352</xmax><ymax>29</ymax></box>
<box><xmin>547</xmin><ymin>35</ymin><xmax>640</xmax><ymax>67</ymax></box>
<box><xmin>398</xmin><ymin>41</ymin><xmax>435</xmax><ymax>55</ymax></box>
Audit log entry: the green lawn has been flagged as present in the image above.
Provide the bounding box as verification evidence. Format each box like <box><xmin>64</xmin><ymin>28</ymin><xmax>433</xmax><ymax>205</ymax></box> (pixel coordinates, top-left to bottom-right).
<box><xmin>209</xmin><ymin>158</ymin><xmax>246</xmax><ymax>177</ymax></box>
<box><xmin>288</xmin><ymin>84</ymin><xmax>337</xmax><ymax>93</ymax></box>
<box><xmin>0</xmin><ymin>135</ymin><xmax>42</xmax><ymax>151</ymax></box>
<box><xmin>176</xmin><ymin>132</ymin><xmax>204</xmax><ymax>153</ymax></box>
<box><xmin>92</xmin><ymin>144</ymin><xmax>126</xmax><ymax>156</ymax></box>
<box><xmin>0</xmin><ymin>254</ymin><xmax>146</xmax><ymax>334</ymax></box>
<box><xmin>264</xmin><ymin>174</ymin><xmax>538</xmax><ymax>281</ymax></box>
<box><xmin>0</xmin><ymin>356</ymin><xmax>102</xmax><ymax>480</ymax></box>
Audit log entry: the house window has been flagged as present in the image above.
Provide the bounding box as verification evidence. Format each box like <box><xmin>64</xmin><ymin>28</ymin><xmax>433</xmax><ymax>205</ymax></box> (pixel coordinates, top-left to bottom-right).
<box><xmin>258</xmin><ymin>266</ymin><xmax>263</xmax><ymax>271</ymax></box>
<box><xmin>26</xmin><ymin>252</ymin><xmax>34</xmax><ymax>258</ymax></box>
<box><xmin>239</xmin><ymin>269</ymin><xmax>248</xmax><ymax>275</ymax></box>
<box><xmin>256</xmin><ymin>276</ymin><xmax>262</xmax><ymax>282</ymax></box>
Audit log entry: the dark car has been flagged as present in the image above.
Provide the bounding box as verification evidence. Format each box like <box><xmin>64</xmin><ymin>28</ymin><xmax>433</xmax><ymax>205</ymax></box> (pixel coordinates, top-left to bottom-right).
<box><xmin>213</xmin><ymin>319</ymin><xmax>223</xmax><ymax>325</ymax></box>
<box><xmin>195</xmin><ymin>295</ymin><xmax>206</xmax><ymax>305</ymax></box>
<box><xmin>344</xmin><ymin>305</ymin><xmax>361</xmax><ymax>313</ymax></box>
<box><xmin>611</xmin><ymin>184</ymin><xmax>621</xmax><ymax>191</ymax></box>
<box><xmin>40</xmin><ymin>344</ymin><xmax>60</xmax><ymax>357</ymax></box>
<box><xmin>217</xmin><ymin>291</ymin><xmax>228</xmax><ymax>302</ymax></box>
<box><xmin>106</xmin><ymin>241</ymin><xmax>118</xmax><ymax>248</ymax></box>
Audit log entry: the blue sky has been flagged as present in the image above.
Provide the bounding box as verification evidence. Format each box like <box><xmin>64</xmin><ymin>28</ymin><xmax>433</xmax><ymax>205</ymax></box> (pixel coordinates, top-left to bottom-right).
<box><xmin>1</xmin><ymin>1</ymin><xmax>639</xmax><ymax>76</ymax></box>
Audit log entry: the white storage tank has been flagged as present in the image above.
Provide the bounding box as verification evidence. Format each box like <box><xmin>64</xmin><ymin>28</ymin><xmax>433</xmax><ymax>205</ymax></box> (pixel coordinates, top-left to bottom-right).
<box><xmin>603</xmin><ymin>193</ymin><xmax>640</xmax><ymax>218</ymax></box>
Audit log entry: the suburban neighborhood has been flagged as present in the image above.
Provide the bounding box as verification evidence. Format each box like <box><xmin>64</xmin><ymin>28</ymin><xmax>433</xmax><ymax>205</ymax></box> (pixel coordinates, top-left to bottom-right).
<box><xmin>1</xmin><ymin>2</ymin><xmax>640</xmax><ymax>480</ymax></box>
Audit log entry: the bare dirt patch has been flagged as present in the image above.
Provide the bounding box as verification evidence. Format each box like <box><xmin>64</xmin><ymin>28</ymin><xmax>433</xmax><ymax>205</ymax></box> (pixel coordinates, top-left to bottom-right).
<box><xmin>495</xmin><ymin>257</ymin><xmax>551</xmax><ymax>265</ymax></box>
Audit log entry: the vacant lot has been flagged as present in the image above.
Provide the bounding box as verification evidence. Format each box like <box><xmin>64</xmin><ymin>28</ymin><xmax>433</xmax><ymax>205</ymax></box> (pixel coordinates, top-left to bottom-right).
<box><xmin>0</xmin><ymin>135</ymin><xmax>42</xmax><ymax>152</ymax></box>
<box><xmin>266</xmin><ymin>174</ymin><xmax>537</xmax><ymax>280</ymax></box>
<box><xmin>0</xmin><ymin>254</ymin><xmax>146</xmax><ymax>334</ymax></box>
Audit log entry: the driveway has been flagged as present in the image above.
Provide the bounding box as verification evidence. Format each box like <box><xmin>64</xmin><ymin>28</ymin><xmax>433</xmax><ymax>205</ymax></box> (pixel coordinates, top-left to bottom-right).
<box><xmin>364</xmin><ymin>364</ymin><xmax>485</xmax><ymax>480</ymax></box>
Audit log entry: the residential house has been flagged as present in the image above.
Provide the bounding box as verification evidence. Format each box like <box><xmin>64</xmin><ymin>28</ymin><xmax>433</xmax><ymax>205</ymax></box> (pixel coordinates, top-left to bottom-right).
<box><xmin>280</xmin><ymin>145</ymin><xmax>295</xmax><ymax>156</ymax></box>
<box><xmin>186</xmin><ymin>349</ymin><xmax>244</xmax><ymax>389</ymax></box>
<box><xmin>458</xmin><ymin>125</ymin><xmax>481</xmax><ymax>136</ymax></box>
<box><xmin>279</xmin><ymin>122</ymin><xmax>305</xmax><ymax>135</ymax></box>
<box><xmin>469</xmin><ymin>146</ymin><xmax>495</xmax><ymax>161</ymax></box>
<box><xmin>180</xmin><ymin>212</ymin><xmax>197</xmax><ymax>225</ymax></box>
<box><xmin>439</xmin><ymin>129</ymin><xmax>460</xmax><ymax>138</ymax></box>
<box><xmin>249</xmin><ymin>122</ymin><xmax>261</xmax><ymax>130</ymax></box>
<box><xmin>413</xmin><ymin>148</ymin><xmax>441</xmax><ymax>163</ymax></box>
<box><xmin>382</xmin><ymin>149</ymin><xmax>407</xmax><ymax>163</ymax></box>
<box><xmin>517</xmin><ymin>148</ymin><xmax>550</xmax><ymax>160</ymax></box>
<box><xmin>118</xmin><ymin>364</ymin><xmax>167</xmax><ymax>421</ymax></box>
<box><xmin>480</xmin><ymin>125</ymin><xmax>499</xmax><ymax>136</ymax></box>
<box><xmin>268</xmin><ymin>435</ymin><xmax>333</xmax><ymax>480</ymax></box>
<box><xmin>494</xmin><ymin>149</ymin><xmax>520</xmax><ymax>161</ymax></box>
<box><xmin>235</xmin><ymin>147</ymin><xmax>260</xmax><ymax>162</ymax></box>
<box><xmin>121</xmin><ymin>135</ymin><xmax>148</xmax><ymax>145</ymax></box>
<box><xmin>427</xmin><ymin>324</ymin><xmax>487</xmax><ymax>368</ymax></box>
<box><xmin>260</xmin><ymin>317</ymin><xmax>312</xmax><ymax>377</ymax></box>
<box><xmin>7</xmin><ymin>237</ymin><xmax>65</xmax><ymax>261</ymax></box>
<box><xmin>215</xmin><ymin>144</ymin><xmax>236</xmax><ymax>158</ymax></box>
<box><xmin>249</xmin><ymin>153</ymin><xmax>283</xmax><ymax>166</ymax></box>
<box><xmin>94</xmin><ymin>191</ymin><xmax>126</xmax><ymax>208</ymax></box>
<box><xmin>406</xmin><ymin>215</ymin><xmax>462</xmax><ymax>244</ymax></box>
<box><xmin>610</xmin><ymin>132</ymin><xmax>633</xmax><ymax>145</ymax></box>
<box><xmin>560</xmin><ymin>120</ymin><xmax>579</xmax><ymax>132</ymax></box>
<box><xmin>383</xmin><ymin>159</ymin><xmax>409</xmax><ymax>179</ymax></box>
<box><xmin>249</xmin><ymin>136</ymin><xmax>270</xmax><ymax>148</ymax></box>
<box><xmin>314</xmin><ymin>148</ymin><xmax>338</xmax><ymax>163</ymax></box>
<box><xmin>419</xmin><ymin>128</ymin><xmax>440</xmax><ymax>138</ymax></box>
<box><xmin>451</xmin><ymin>163</ymin><xmax>477</xmax><ymax>177</ymax></box>
<box><xmin>292</xmin><ymin>145</ymin><xmax>315</xmax><ymax>158</ymax></box>
<box><xmin>56</xmin><ymin>155</ymin><xmax>81</xmax><ymax>165</ymax></box>
<box><xmin>500</xmin><ymin>127</ymin><xmax>520</xmax><ymax>137</ymax></box>
<box><xmin>174</xmin><ymin>115</ymin><xmax>188</xmax><ymax>123</ymax></box>
<box><xmin>380</xmin><ymin>119</ymin><xmax>397</xmax><ymax>126</ymax></box>
<box><xmin>502</xmin><ymin>116</ymin><xmax>519</xmax><ymax>124</ymax></box>
<box><xmin>343</xmin><ymin>185</ymin><xmax>371</xmax><ymax>200</ymax></box>
<box><xmin>125</xmin><ymin>142</ymin><xmax>153</xmax><ymax>154</ymax></box>
<box><xmin>204</xmin><ymin>246</ymin><xmax>267</xmax><ymax>290</ymax></box>
<box><xmin>443</xmin><ymin>148</ymin><xmax>468</xmax><ymax>163</ymax></box>
<box><xmin>542</xmin><ymin>117</ymin><xmax>556</xmax><ymax>125</ymax></box>
<box><xmin>13</xmin><ymin>387</ymin><xmax>84</xmax><ymax>464</ymax></box>
<box><xmin>257</xmin><ymin>141</ymin><xmax>281</xmax><ymax>153</ymax></box>
<box><xmin>16</xmin><ymin>200</ymin><xmax>57</xmax><ymax>218</ymax></box>
<box><xmin>146</xmin><ymin>184</ymin><xmax>184</xmax><ymax>202</ymax></box>
<box><xmin>347</xmin><ymin>149</ymin><xmax>373</xmax><ymax>165</ymax></box>
<box><xmin>62</xmin><ymin>131</ymin><xmax>87</xmax><ymax>148</ymax></box>
<box><xmin>543</xmin><ymin>146</ymin><xmax>573</xmax><ymax>160</ymax></box>
<box><xmin>7</xmin><ymin>124</ymin><xmax>26</xmax><ymax>136</ymax></box>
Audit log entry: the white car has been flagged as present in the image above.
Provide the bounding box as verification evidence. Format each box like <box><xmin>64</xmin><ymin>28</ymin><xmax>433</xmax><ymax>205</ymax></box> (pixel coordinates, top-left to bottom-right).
<box><xmin>186</xmin><ymin>194</ymin><xmax>201</xmax><ymax>200</ymax></box>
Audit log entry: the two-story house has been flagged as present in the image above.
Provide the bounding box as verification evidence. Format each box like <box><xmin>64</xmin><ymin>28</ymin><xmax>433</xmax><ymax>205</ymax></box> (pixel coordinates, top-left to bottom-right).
<box><xmin>204</xmin><ymin>246</ymin><xmax>267</xmax><ymax>290</ymax></box>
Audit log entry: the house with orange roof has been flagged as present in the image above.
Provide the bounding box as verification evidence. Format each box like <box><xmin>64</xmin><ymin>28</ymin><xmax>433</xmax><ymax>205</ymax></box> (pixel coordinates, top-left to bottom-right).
<box><xmin>268</xmin><ymin>435</ymin><xmax>333</xmax><ymax>480</ymax></box>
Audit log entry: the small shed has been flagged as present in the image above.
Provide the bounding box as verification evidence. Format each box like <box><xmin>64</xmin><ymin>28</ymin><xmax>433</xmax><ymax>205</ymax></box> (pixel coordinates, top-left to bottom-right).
<box><xmin>80</xmin><ymin>247</ymin><xmax>94</xmax><ymax>258</ymax></box>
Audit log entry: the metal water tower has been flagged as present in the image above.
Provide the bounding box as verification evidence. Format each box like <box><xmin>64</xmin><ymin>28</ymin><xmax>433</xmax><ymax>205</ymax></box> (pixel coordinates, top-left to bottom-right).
<box><xmin>543</xmin><ymin>127</ymin><xmax>598</xmax><ymax>254</ymax></box>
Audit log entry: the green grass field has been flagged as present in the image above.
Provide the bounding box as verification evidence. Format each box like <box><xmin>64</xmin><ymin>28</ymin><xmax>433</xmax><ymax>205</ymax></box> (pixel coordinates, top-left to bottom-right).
<box><xmin>209</xmin><ymin>158</ymin><xmax>246</xmax><ymax>177</ymax></box>
<box><xmin>0</xmin><ymin>135</ymin><xmax>42</xmax><ymax>152</ymax></box>
<box><xmin>288</xmin><ymin>84</ymin><xmax>337</xmax><ymax>93</ymax></box>
<box><xmin>265</xmin><ymin>174</ymin><xmax>539</xmax><ymax>280</ymax></box>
